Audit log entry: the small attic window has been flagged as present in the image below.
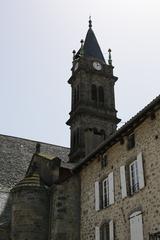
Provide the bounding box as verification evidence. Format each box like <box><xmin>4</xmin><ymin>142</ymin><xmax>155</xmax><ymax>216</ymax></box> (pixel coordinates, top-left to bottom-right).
<box><xmin>127</xmin><ymin>134</ymin><xmax>135</xmax><ymax>150</ymax></box>
<box><xmin>101</xmin><ymin>154</ymin><xmax>107</xmax><ymax>168</ymax></box>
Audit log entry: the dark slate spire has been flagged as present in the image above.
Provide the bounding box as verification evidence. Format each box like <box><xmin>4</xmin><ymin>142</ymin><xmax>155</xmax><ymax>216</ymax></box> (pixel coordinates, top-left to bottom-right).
<box><xmin>83</xmin><ymin>18</ymin><xmax>106</xmax><ymax>63</ymax></box>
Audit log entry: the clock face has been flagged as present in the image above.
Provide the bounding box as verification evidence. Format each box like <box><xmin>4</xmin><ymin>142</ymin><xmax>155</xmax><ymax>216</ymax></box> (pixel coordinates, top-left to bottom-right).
<box><xmin>74</xmin><ymin>62</ymin><xmax>79</xmax><ymax>71</ymax></box>
<box><xmin>93</xmin><ymin>61</ymin><xmax>102</xmax><ymax>70</ymax></box>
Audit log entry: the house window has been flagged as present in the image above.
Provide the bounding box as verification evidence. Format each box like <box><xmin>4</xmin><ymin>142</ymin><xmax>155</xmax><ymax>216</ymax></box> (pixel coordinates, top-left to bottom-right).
<box><xmin>149</xmin><ymin>232</ymin><xmax>160</xmax><ymax>240</ymax></box>
<box><xmin>130</xmin><ymin>211</ymin><xmax>144</xmax><ymax>240</ymax></box>
<box><xmin>102</xmin><ymin>178</ymin><xmax>109</xmax><ymax>208</ymax></box>
<box><xmin>100</xmin><ymin>222</ymin><xmax>109</xmax><ymax>240</ymax></box>
<box><xmin>95</xmin><ymin>221</ymin><xmax>114</xmax><ymax>240</ymax></box>
<box><xmin>101</xmin><ymin>154</ymin><xmax>107</xmax><ymax>169</ymax></box>
<box><xmin>95</xmin><ymin>172</ymin><xmax>114</xmax><ymax>211</ymax></box>
<box><xmin>129</xmin><ymin>160</ymin><xmax>139</xmax><ymax>194</ymax></box>
<box><xmin>120</xmin><ymin>152</ymin><xmax>145</xmax><ymax>198</ymax></box>
<box><xmin>127</xmin><ymin>134</ymin><xmax>135</xmax><ymax>150</ymax></box>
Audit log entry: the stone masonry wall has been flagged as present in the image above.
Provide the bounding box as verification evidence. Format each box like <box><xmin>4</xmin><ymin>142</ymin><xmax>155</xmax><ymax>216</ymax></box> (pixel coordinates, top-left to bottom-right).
<box><xmin>11</xmin><ymin>187</ymin><xmax>49</xmax><ymax>240</ymax></box>
<box><xmin>80</xmin><ymin>108</ymin><xmax>160</xmax><ymax>240</ymax></box>
<box><xmin>50</xmin><ymin>174</ymin><xmax>80</xmax><ymax>240</ymax></box>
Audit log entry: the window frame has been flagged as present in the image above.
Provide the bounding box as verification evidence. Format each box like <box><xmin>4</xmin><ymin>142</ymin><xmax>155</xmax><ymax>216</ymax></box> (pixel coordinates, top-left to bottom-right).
<box><xmin>102</xmin><ymin>177</ymin><xmax>109</xmax><ymax>208</ymax></box>
<box><xmin>101</xmin><ymin>154</ymin><xmax>107</xmax><ymax>169</ymax></box>
<box><xmin>129</xmin><ymin>160</ymin><xmax>139</xmax><ymax>195</ymax></box>
<box><xmin>129</xmin><ymin>210</ymin><xmax>144</xmax><ymax>240</ymax></box>
<box><xmin>127</xmin><ymin>134</ymin><xmax>135</xmax><ymax>150</ymax></box>
<box><xmin>100</xmin><ymin>222</ymin><xmax>110</xmax><ymax>240</ymax></box>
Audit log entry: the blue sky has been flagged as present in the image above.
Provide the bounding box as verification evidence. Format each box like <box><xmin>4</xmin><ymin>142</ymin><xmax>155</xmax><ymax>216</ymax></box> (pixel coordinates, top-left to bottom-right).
<box><xmin>0</xmin><ymin>0</ymin><xmax>160</xmax><ymax>147</ymax></box>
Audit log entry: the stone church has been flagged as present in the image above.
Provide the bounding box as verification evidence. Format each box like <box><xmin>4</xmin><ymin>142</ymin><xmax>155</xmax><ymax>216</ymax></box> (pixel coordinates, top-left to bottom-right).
<box><xmin>0</xmin><ymin>20</ymin><xmax>160</xmax><ymax>240</ymax></box>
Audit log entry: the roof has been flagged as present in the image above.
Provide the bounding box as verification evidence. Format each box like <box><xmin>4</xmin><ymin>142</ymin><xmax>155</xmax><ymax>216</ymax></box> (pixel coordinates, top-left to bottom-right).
<box><xmin>74</xmin><ymin>94</ymin><xmax>160</xmax><ymax>169</ymax></box>
<box><xmin>0</xmin><ymin>134</ymin><xmax>70</xmax><ymax>189</ymax></box>
<box><xmin>83</xmin><ymin>27</ymin><xmax>106</xmax><ymax>63</ymax></box>
<box><xmin>13</xmin><ymin>173</ymin><xmax>41</xmax><ymax>189</ymax></box>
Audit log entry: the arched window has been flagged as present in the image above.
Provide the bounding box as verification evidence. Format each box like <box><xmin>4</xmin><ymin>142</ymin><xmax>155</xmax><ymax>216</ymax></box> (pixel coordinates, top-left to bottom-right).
<box><xmin>99</xmin><ymin>86</ymin><xmax>104</xmax><ymax>103</ymax></box>
<box><xmin>100</xmin><ymin>221</ymin><xmax>114</xmax><ymax>240</ymax></box>
<box><xmin>91</xmin><ymin>84</ymin><xmax>97</xmax><ymax>101</ymax></box>
<box><xmin>100</xmin><ymin>222</ymin><xmax>109</xmax><ymax>240</ymax></box>
<box><xmin>129</xmin><ymin>211</ymin><xmax>143</xmax><ymax>240</ymax></box>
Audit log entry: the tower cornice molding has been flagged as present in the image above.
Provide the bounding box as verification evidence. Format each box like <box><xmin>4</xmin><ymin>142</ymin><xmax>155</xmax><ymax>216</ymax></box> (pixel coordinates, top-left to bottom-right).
<box><xmin>68</xmin><ymin>59</ymin><xmax>118</xmax><ymax>84</ymax></box>
<box><xmin>66</xmin><ymin>106</ymin><xmax>120</xmax><ymax>126</ymax></box>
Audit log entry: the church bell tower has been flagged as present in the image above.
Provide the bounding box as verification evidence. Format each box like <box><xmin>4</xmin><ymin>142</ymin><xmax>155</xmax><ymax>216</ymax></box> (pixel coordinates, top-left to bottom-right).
<box><xmin>67</xmin><ymin>19</ymin><xmax>120</xmax><ymax>162</ymax></box>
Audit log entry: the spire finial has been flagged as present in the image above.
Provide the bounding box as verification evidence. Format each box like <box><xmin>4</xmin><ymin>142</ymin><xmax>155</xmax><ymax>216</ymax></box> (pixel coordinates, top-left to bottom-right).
<box><xmin>80</xmin><ymin>39</ymin><xmax>84</xmax><ymax>56</ymax></box>
<box><xmin>89</xmin><ymin>16</ymin><xmax>92</xmax><ymax>28</ymax></box>
<box><xmin>72</xmin><ymin>50</ymin><xmax>76</xmax><ymax>60</ymax></box>
<box><xmin>108</xmin><ymin>49</ymin><xmax>112</xmax><ymax>65</ymax></box>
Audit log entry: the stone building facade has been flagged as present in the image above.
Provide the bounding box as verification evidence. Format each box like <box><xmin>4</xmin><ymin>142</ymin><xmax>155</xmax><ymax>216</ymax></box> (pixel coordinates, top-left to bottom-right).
<box><xmin>79</xmin><ymin>96</ymin><xmax>160</xmax><ymax>240</ymax></box>
<box><xmin>0</xmin><ymin>20</ymin><xmax>160</xmax><ymax>240</ymax></box>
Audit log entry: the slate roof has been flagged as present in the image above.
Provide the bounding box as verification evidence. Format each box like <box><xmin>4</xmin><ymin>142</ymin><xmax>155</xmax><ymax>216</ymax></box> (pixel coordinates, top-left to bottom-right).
<box><xmin>75</xmin><ymin>94</ymin><xmax>160</xmax><ymax>169</ymax></box>
<box><xmin>0</xmin><ymin>135</ymin><xmax>70</xmax><ymax>226</ymax></box>
<box><xmin>83</xmin><ymin>27</ymin><xmax>106</xmax><ymax>63</ymax></box>
<box><xmin>0</xmin><ymin>134</ymin><xmax>70</xmax><ymax>189</ymax></box>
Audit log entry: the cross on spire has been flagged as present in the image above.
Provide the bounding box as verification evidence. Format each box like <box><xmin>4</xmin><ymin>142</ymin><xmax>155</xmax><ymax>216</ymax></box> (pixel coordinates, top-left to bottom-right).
<box><xmin>89</xmin><ymin>16</ymin><xmax>92</xmax><ymax>28</ymax></box>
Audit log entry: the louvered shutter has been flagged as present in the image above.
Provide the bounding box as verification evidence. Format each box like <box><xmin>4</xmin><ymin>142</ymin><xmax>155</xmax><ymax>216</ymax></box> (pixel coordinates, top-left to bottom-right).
<box><xmin>120</xmin><ymin>166</ymin><xmax>127</xmax><ymax>198</ymax></box>
<box><xmin>108</xmin><ymin>172</ymin><xmax>114</xmax><ymax>205</ymax></box>
<box><xmin>95</xmin><ymin>181</ymin><xmax>100</xmax><ymax>211</ymax></box>
<box><xmin>95</xmin><ymin>226</ymin><xmax>100</xmax><ymax>240</ymax></box>
<box><xmin>109</xmin><ymin>220</ymin><xmax>114</xmax><ymax>240</ymax></box>
<box><xmin>137</xmin><ymin>152</ymin><xmax>145</xmax><ymax>189</ymax></box>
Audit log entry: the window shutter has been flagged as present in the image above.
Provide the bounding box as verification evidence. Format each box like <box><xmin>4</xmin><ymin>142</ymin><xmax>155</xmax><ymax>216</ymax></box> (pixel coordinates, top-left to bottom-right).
<box><xmin>136</xmin><ymin>213</ymin><xmax>144</xmax><ymax>240</ymax></box>
<box><xmin>137</xmin><ymin>152</ymin><xmax>145</xmax><ymax>189</ymax></box>
<box><xmin>130</xmin><ymin>215</ymin><xmax>136</xmax><ymax>240</ymax></box>
<box><xmin>130</xmin><ymin>211</ymin><xmax>144</xmax><ymax>240</ymax></box>
<box><xmin>95</xmin><ymin>226</ymin><xmax>100</xmax><ymax>240</ymax></box>
<box><xmin>109</xmin><ymin>220</ymin><xmax>114</xmax><ymax>240</ymax></box>
<box><xmin>125</xmin><ymin>164</ymin><xmax>131</xmax><ymax>196</ymax></box>
<box><xmin>95</xmin><ymin>181</ymin><xmax>100</xmax><ymax>211</ymax></box>
<box><xmin>108</xmin><ymin>172</ymin><xmax>114</xmax><ymax>205</ymax></box>
<box><xmin>129</xmin><ymin>163</ymin><xmax>134</xmax><ymax>195</ymax></box>
<box><xmin>120</xmin><ymin>166</ymin><xmax>127</xmax><ymax>198</ymax></box>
